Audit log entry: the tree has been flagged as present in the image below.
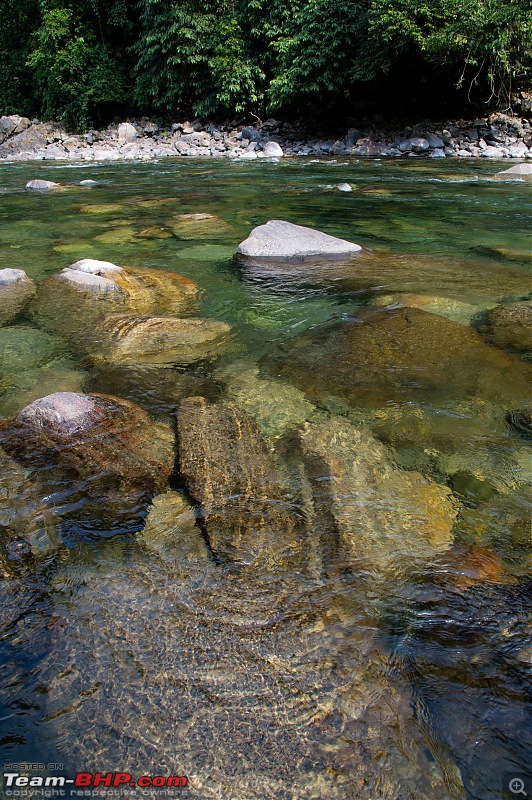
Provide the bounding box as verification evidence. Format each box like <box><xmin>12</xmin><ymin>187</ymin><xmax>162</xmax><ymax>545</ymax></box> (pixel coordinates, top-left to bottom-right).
<box><xmin>0</xmin><ymin>0</ymin><xmax>40</xmax><ymax>115</ymax></box>
<box><xmin>27</xmin><ymin>0</ymin><xmax>137</xmax><ymax>127</ymax></box>
<box><xmin>367</xmin><ymin>0</ymin><xmax>532</xmax><ymax>108</ymax></box>
<box><xmin>134</xmin><ymin>0</ymin><xmax>264</xmax><ymax>116</ymax></box>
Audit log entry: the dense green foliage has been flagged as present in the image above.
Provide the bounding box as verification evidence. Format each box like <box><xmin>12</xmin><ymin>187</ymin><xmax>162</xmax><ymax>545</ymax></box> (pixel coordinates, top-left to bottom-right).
<box><xmin>0</xmin><ymin>0</ymin><xmax>530</xmax><ymax>126</ymax></box>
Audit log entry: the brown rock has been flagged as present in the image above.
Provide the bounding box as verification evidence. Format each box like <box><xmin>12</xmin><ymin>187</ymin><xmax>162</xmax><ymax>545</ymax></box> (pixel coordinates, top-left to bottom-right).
<box><xmin>263</xmin><ymin>306</ymin><xmax>531</xmax><ymax>409</ymax></box>
<box><xmin>136</xmin><ymin>490</ymin><xmax>209</xmax><ymax>564</ymax></box>
<box><xmin>0</xmin><ymin>445</ymin><xmax>59</xmax><ymax>577</ymax></box>
<box><xmin>87</xmin><ymin>314</ymin><xmax>232</xmax><ymax>367</ymax></box>
<box><xmin>295</xmin><ymin>416</ymin><xmax>457</xmax><ymax>568</ymax></box>
<box><xmin>169</xmin><ymin>213</ymin><xmax>234</xmax><ymax>239</ymax></box>
<box><xmin>31</xmin><ymin>259</ymin><xmax>199</xmax><ymax>336</ymax></box>
<box><xmin>485</xmin><ymin>300</ymin><xmax>532</xmax><ymax>355</ymax></box>
<box><xmin>177</xmin><ymin>397</ymin><xmax>302</xmax><ymax>566</ymax></box>
<box><xmin>0</xmin><ymin>392</ymin><xmax>175</xmax><ymax>531</ymax></box>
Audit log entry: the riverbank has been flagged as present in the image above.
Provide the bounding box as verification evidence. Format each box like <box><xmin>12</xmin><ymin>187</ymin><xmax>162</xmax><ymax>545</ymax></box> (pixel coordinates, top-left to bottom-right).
<box><xmin>1</xmin><ymin>112</ymin><xmax>532</xmax><ymax>162</ymax></box>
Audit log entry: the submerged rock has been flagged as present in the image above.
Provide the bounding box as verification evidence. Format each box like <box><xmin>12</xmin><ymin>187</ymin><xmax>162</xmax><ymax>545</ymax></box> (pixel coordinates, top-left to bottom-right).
<box><xmin>31</xmin><ymin>259</ymin><xmax>199</xmax><ymax>336</ymax></box>
<box><xmin>237</xmin><ymin>219</ymin><xmax>362</xmax><ymax>259</ymax></box>
<box><xmin>85</xmin><ymin>363</ymin><xmax>219</xmax><ymax>420</ymax></box>
<box><xmin>86</xmin><ymin>314</ymin><xmax>232</xmax><ymax>367</ymax></box>
<box><xmin>221</xmin><ymin>367</ymin><xmax>316</xmax><ymax>439</ymax></box>
<box><xmin>0</xmin><ymin>269</ymin><xmax>36</xmax><ymax>326</ymax></box>
<box><xmin>136</xmin><ymin>490</ymin><xmax>208</xmax><ymax>564</ymax></box>
<box><xmin>506</xmin><ymin>407</ymin><xmax>532</xmax><ymax>440</ymax></box>
<box><xmin>177</xmin><ymin>396</ymin><xmax>302</xmax><ymax>567</ymax></box>
<box><xmin>0</xmin><ymin>445</ymin><xmax>59</xmax><ymax>576</ymax></box>
<box><xmin>457</xmin><ymin>487</ymin><xmax>531</xmax><ymax>577</ymax></box>
<box><xmin>0</xmin><ymin>325</ymin><xmax>63</xmax><ymax>375</ymax></box>
<box><xmin>168</xmin><ymin>212</ymin><xmax>234</xmax><ymax>239</ymax></box>
<box><xmin>356</xmin><ymin>398</ymin><xmax>531</xmax><ymax>499</ymax></box>
<box><xmin>484</xmin><ymin>300</ymin><xmax>532</xmax><ymax>356</ymax></box>
<box><xmin>0</xmin><ymin>392</ymin><xmax>175</xmax><ymax>531</ymax></box>
<box><xmin>0</xmin><ymin>360</ymin><xmax>87</xmax><ymax>417</ymax></box>
<box><xmin>371</xmin><ymin>291</ymin><xmax>491</xmax><ymax>325</ymax></box>
<box><xmin>240</xmin><ymin>248</ymin><xmax>530</xmax><ymax>305</ymax></box>
<box><xmin>293</xmin><ymin>416</ymin><xmax>456</xmax><ymax>569</ymax></box>
<box><xmin>263</xmin><ymin>306</ymin><xmax>531</xmax><ymax>409</ymax></box>
<box><xmin>30</xmin><ymin>547</ymin><xmax>456</xmax><ymax>800</ymax></box>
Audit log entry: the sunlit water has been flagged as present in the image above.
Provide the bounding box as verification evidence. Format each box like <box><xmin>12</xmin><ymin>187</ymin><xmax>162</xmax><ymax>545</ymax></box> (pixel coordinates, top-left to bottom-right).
<box><xmin>0</xmin><ymin>157</ymin><xmax>530</xmax><ymax>800</ymax></box>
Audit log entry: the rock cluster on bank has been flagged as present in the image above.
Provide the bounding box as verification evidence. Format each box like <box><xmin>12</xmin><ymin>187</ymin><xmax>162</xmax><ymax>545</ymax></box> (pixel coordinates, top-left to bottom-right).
<box><xmin>2</xmin><ymin>112</ymin><xmax>532</xmax><ymax>161</ymax></box>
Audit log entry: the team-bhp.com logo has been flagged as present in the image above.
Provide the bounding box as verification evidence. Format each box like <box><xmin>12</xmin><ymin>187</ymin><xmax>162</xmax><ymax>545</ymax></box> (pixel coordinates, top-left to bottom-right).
<box><xmin>3</xmin><ymin>773</ymin><xmax>188</xmax><ymax>789</ymax></box>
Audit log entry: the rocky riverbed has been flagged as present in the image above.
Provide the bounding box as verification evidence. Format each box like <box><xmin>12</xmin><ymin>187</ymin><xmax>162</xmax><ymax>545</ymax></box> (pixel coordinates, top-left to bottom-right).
<box><xmin>2</xmin><ymin>111</ymin><xmax>532</xmax><ymax>161</ymax></box>
<box><xmin>0</xmin><ymin>159</ymin><xmax>530</xmax><ymax>799</ymax></box>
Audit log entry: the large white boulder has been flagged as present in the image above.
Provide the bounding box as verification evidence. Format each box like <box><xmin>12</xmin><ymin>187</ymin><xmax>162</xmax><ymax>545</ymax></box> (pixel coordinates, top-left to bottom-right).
<box><xmin>494</xmin><ymin>163</ymin><xmax>532</xmax><ymax>180</ymax></box>
<box><xmin>262</xmin><ymin>141</ymin><xmax>284</xmax><ymax>158</ymax></box>
<box><xmin>118</xmin><ymin>122</ymin><xmax>138</xmax><ymax>144</ymax></box>
<box><xmin>237</xmin><ymin>220</ymin><xmax>362</xmax><ymax>259</ymax></box>
<box><xmin>25</xmin><ymin>179</ymin><xmax>59</xmax><ymax>191</ymax></box>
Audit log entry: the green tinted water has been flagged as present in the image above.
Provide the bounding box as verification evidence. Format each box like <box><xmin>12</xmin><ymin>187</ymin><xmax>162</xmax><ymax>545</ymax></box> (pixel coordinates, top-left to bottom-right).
<box><xmin>0</xmin><ymin>157</ymin><xmax>530</xmax><ymax>800</ymax></box>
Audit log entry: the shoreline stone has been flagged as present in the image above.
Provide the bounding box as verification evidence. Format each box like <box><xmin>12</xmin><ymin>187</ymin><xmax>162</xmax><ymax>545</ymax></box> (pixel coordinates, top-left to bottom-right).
<box><xmin>1</xmin><ymin>113</ymin><xmax>531</xmax><ymax>162</ymax></box>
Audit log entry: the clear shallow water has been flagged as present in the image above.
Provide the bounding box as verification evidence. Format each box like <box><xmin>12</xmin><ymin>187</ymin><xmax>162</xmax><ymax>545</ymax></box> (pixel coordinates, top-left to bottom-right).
<box><xmin>0</xmin><ymin>157</ymin><xmax>530</xmax><ymax>800</ymax></box>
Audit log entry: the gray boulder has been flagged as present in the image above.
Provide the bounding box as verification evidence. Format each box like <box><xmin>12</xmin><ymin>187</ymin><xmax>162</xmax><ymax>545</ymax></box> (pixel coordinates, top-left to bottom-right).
<box><xmin>0</xmin><ymin>269</ymin><xmax>36</xmax><ymax>326</ymax></box>
<box><xmin>480</xmin><ymin>146</ymin><xmax>503</xmax><ymax>158</ymax></box>
<box><xmin>117</xmin><ymin>122</ymin><xmax>138</xmax><ymax>144</ymax></box>
<box><xmin>237</xmin><ymin>220</ymin><xmax>362</xmax><ymax>260</ymax></box>
<box><xmin>25</xmin><ymin>179</ymin><xmax>60</xmax><ymax>191</ymax></box>
<box><xmin>399</xmin><ymin>137</ymin><xmax>430</xmax><ymax>153</ymax></box>
<box><xmin>353</xmin><ymin>139</ymin><xmax>386</xmax><ymax>157</ymax></box>
<box><xmin>0</xmin><ymin>114</ymin><xmax>31</xmax><ymax>142</ymax></box>
<box><xmin>493</xmin><ymin>163</ymin><xmax>532</xmax><ymax>180</ymax></box>
<box><xmin>262</xmin><ymin>140</ymin><xmax>284</xmax><ymax>158</ymax></box>
<box><xmin>241</xmin><ymin>126</ymin><xmax>261</xmax><ymax>142</ymax></box>
<box><xmin>0</xmin><ymin>127</ymin><xmax>47</xmax><ymax>157</ymax></box>
<box><xmin>426</xmin><ymin>133</ymin><xmax>445</xmax><ymax>148</ymax></box>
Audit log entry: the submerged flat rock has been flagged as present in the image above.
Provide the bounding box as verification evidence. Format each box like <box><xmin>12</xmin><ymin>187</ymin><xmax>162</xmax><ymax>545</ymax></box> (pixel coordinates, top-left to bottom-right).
<box><xmin>485</xmin><ymin>300</ymin><xmax>532</xmax><ymax>355</ymax></box>
<box><xmin>493</xmin><ymin>163</ymin><xmax>532</xmax><ymax>181</ymax></box>
<box><xmin>177</xmin><ymin>396</ymin><xmax>302</xmax><ymax>567</ymax></box>
<box><xmin>295</xmin><ymin>416</ymin><xmax>456</xmax><ymax>568</ymax></box>
<box><xmin>263</xmin><ymin>306</ymin><xmax>531</xmax><ymax>409</ymax></box>
<box><xmin>87</xmin><ymin>314</ymin><xmax>232</xmax><ymax>367</ymax></box>
<box><xmin>237</xmin><ymin>219</ymin><xmax>362</xmax><ymax>259</ymax></box>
